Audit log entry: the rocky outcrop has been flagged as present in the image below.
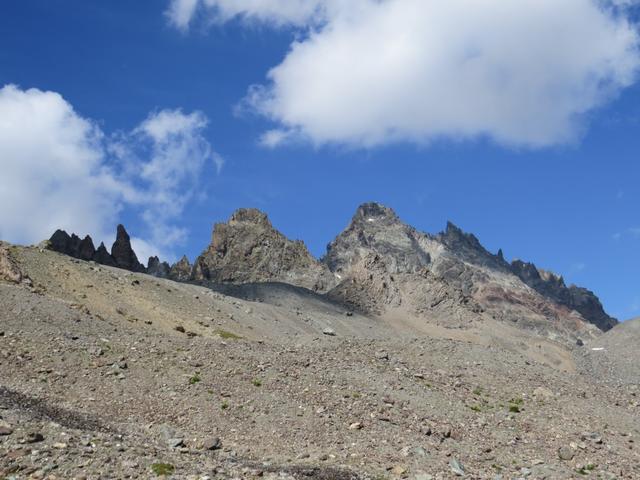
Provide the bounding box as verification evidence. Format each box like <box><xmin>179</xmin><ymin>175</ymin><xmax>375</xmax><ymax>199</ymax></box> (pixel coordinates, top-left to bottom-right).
<box><xmin>324</xmin><ymin>202</ymin><xmax>431</xmax><ymax>275</ymax></box>
<box><xmin>48</xmin><ymin>230</ymin><xmax>95</xmax><ymax>261</ymax></box>
<box><xmin>46</xmin><ymin>226</ymin><xmax>144</xmax><ymax>273</ymax></box>
<box><xmin>147</xmin><ymin>256</ymin><xmax>170</xmax><ymax>278</ymax></box>
<box><xmin>111</xmin><ymin>225</ymin><xmax>145</xmax><ymax>273</ymax></box>
<box><xmin>169</xmin><ymin>255</ymin><xmax>192</xmax><ymax>282</ymax></box>
<box><xmin>94</xmin><ymin>242</ymin><xmax>116</xmax><ymax>266</ymax></box>
<box><xmin>437</xmin><ymin>222</ymin><xmax>510</xmax><ymax>272</ymax></box>
<box><xmin>192</xmin><ymin>208</ymin><xmax>335</xmax><ymax>292</ymax></box>
<box><xmin>511</xmin><ymin>260</ymin><xmax>617</xmax><ymax>331</ymax></box>
<box><xmin>0</xmin><ymin>243</ymin><xmax>24</xmax><ymax>284</ymax></box>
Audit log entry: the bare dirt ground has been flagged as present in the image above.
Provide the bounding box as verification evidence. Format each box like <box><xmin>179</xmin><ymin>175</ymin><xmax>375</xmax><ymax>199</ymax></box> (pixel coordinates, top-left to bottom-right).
<box><xmin>1</xmin><ymin>245</ymin><xmax>639</xmax><ymax>479</ymax></box>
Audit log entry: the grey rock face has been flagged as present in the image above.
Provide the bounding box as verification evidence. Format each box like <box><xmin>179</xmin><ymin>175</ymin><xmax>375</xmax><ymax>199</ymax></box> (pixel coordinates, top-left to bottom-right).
<box><xmin>437</xmin><ymin>221</ymin><xmax>510</xmax><ymax>272</ymax></box>
<box><xmin>48</xmin><ymin>231</ymin><xmax>96</xmax><ymax>262</ymax></box>
<box><xmin>0</xmin><ymin>243</ymin><xmax>24</xmax><ymax>284</ymax></box>
<box><xmin>78</xmin><ymin>235</ymin><xmax>96</xmax><ymax>261</ymax></box>
<box><xmin>147</xmin><ymin>256</ymin><xmax>170</xmax><ymax>278</ymax></box>
<box><xmin>511</xmin><ymin>260</ymin><xmax>617</xmax><ymax>331</ymax></box>
<box><xmin>47</xmin><ymin>226</ymin><xmax>143</xmax><ymax>273</ymax></box>
<box><xmin>48</xmin><ymin>230</ymin><xmax>76</xmax><ymax>256</ymax></box>
<box><xmin>324</xmin><ymin>202</ymin><xmax>431</xmax><ymax>275</ymax></box>
<box><xmin>323</xmin><ymin>202</ymin><xmax>613</xmax><ymax>337</ymax></box>
<box><xmin>111</xmin><ymin>225</ymin><xmax>145</xmax><ymax>273</ymax></box>
<box><xmin>192</xmin><ymin>208</ymin><xmax>335</xmax><ymax>292</ymax></box>
<box><xmin>169</xmin><ymin>255</ymin><xmax>192</xmax><ymax>282</ymax></box>
<box><xmin>93</xmin><ymin>242</ymin><xmax>116</xmax><ymax>266</ymax></box>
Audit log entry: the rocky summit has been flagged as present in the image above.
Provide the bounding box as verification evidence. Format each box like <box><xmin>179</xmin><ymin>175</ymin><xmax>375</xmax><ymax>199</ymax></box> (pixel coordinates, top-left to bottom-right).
<box><xmin>191</xmin><ymin>208</ymin><xmax>336</xmax><ymax>292</ymax></box>
<box><xmin>5</xmin><ymin>202</ymin><xmax>637</xmax><ymax>479</ymax></box>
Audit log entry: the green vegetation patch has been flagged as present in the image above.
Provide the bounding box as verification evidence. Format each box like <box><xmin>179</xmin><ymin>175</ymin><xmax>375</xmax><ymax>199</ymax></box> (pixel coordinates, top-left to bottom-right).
<box><xmin>214</xmin><ymin>329</ymin><xmax>243</xmax><ymax>340</ymax></box>
<box><xmin>151</xmin><ymin>463</ymin><xmax>175</xmax><ymax>476</ymax></box>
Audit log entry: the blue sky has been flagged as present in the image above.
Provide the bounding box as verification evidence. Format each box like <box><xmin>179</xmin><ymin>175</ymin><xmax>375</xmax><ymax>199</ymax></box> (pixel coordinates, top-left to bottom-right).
<box><xmin>1</xmin><ymin>0</ymin><xmax>639</xmax><ymax>319</ymax></box>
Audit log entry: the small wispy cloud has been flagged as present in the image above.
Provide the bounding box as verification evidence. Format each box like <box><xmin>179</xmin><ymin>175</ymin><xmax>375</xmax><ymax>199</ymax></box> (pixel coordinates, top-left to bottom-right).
<box><xmin>611</xmin><ymin>228</ymin><xmax>640</xmax><ymax>241</ymax></box>
<box><xmin>569</xmin><ymin>262</ymin><xmax>587</xmax><ymax>274</ymax></box>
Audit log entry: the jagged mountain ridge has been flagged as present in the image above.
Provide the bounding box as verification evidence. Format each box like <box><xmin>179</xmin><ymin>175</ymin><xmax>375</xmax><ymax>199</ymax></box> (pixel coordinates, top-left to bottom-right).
<box><xmin>45</xmin><ymin>202</ymin><xmax>617</xmax><ymax>336</ymax></box>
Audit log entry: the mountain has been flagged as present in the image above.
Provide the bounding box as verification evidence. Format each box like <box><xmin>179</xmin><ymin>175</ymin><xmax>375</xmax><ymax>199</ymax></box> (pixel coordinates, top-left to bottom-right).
<box><xmin>322</xmin><ymin>203</ymin><xmax>612</xmax><ymax>339</ymax></box>
<box><xmin>43</xmin><ymin>203</ymin><xmax>616</xmax><ymax>341</ymax></box>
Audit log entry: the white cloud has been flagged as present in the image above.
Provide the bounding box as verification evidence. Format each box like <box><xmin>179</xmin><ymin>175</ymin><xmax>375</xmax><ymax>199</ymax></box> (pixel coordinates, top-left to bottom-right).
<box><xmin>0</xmin><ymin>85</ymin><xmax>123</xmax><ymax>245</ymax></box>
<box><xmin>171</xmin><ymin>0</ymin><xmax>640</xmax><ymax>148</ymax></box>
<box><xmin>165</xmin><ymin>0</ymin><xmax>200</xmax><ymax>31</ymax></box>
<box><xmin>0</xmin><ymin>85</ymin><xmax>219</xmax><ymax>262</ymax></box>
<box><xmin>121</xmin><ymin>109</ymin><xmax>219</xmax><ymax>252</ymax></box>
<box><xmin>165</xmin><ymin>0</ymin><xmax>332</xmax><ymax>29</ymax></box>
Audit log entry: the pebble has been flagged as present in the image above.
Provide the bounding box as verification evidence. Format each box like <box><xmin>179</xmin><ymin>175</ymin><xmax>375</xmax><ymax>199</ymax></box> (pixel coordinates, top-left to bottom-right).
<box><xmin>376</xmin><ymin>350</ymin><xmax>390</xmax><ymax>360</ymax></box>
<box><xmin>0</xmin><ymin>425</ymin><xmax>13</xmax><ymax>435</ymax></box>
<box><xmin>558</xmin><ymin>445</ymin><xmax>575</xmax><ymax>461</ymax></box>
<box><xmin>25</xmin><ymin>432</ymin><xmax>44</xmax><ymax>443</ymax></box>
<box><xmin>202</xmin><ymin>436</ymin><xmax>222</xmax><ymax>450</ymax></box>
<box><xmin>449</xmin><ymin>458</ymin><xmax>465</xmax><ymax>476</ymax></box>
<box><xmin>391</xmin><ymin>465</ymin><xmax>407</xmax><ymax>475</ymax></box>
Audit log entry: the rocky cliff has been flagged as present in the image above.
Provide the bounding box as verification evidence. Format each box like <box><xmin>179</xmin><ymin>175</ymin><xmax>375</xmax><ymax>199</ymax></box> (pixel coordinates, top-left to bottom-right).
<box><xmin>511</xmin><ymin>260</ymin><xmax>617</xmax><ymax>331</ymax></box>
<box><xmin>191</xmin><ymin>208</ymin><xmax>336</xmax><ymax>292</ymax></box>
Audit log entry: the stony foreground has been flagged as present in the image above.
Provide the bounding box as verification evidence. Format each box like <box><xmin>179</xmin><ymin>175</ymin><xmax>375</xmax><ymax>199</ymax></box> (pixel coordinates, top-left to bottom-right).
<box><xmin>0</xmin><ymin>246</ymin><xmax>639</xmax><ymax>479</ymax></box>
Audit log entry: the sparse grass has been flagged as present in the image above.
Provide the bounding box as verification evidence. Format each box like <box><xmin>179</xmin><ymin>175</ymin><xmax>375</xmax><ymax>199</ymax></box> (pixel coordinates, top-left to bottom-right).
<box><xmin>508</xmin><ymin>397</ymin><xmax>524</xmax><ymax>413</ymax></box>
<box><xmin>221</xmin><ymin>401</ymin><xmax>229</xmax><ymax>410</ymax></box>
<box><xmin>151</xmin><ymin>463</ymin><xmax>175</xmax><ymax>476</ymax></box>
<box><xmin>189</xmin><ymin>374</ymin><xmax>201</xmax><ymax>385</ymax></box>
<box><xmin>576</xmin><ymin>464</ymin><xmax>597</xmax><ymax>475</ymax></box>
<box><xmin>469</xmin><ymin>404</ymin><xmax>482</xmax><ymax>412</ymax></box>
<box><xmin>473</xmin><ymin>386</ymin><xmax>483</xmax><ymax>396</ymax></box>
<box><xmin>214</xmin><ymin>329</ymin><xmax>243</xmax><ymax>340</ymax></box>
<box><xmin>252</xmin><ymin>378</ymin><xmax>262</xmax><ymax>387</ymax></box>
